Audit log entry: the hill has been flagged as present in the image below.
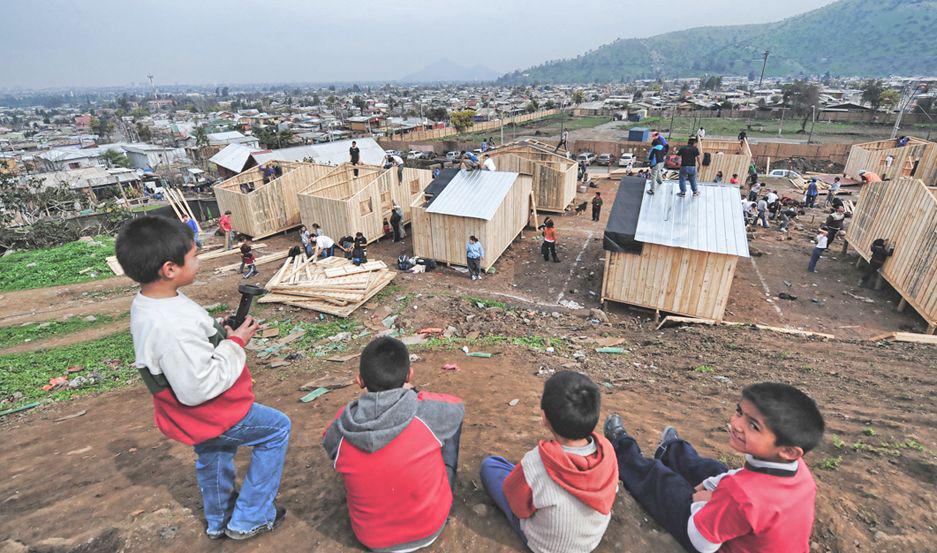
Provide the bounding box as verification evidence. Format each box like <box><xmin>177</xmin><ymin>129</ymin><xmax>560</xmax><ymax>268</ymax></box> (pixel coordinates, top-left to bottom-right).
<box><xmin>400</xmin><ymin>58</ymin><xmax>499</xmax><ymax>83</ymax></box>
<box><xmin>499</xmin><ymin>0</ymin><xmax>937</xmax><ymax>84</ymax></box>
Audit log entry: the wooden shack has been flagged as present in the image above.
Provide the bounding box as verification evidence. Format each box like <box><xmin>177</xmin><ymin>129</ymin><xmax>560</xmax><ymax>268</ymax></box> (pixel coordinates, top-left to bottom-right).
<box><xmin>410</xmin><ymin>169</ymin><xmax>534</xmax><ymax>270</ymax></box>
<box><xmin>843</xmin><ymin>137</ymin><xmax>937</xmax><ymax>184</ymax></box>
<box><xmin>213</xmin><ymin>162</ymin><xmax>336</xmax><ymax>239</ymax></box>
<box><xmin>486</xmin><ymin>141</ymin><xmax>578</xmax><ymax>212</ymax></box>
<box><xmin>846</xmin><ymin>177</ymin><xmax>937</xmax><ymax>333</ymax></box>
<box><xmin>297</xmin><ymin>163</ymin><xmax>433</xmax><ymax>243</ymax></box>
<box><xmin>698</xmin><ymin>138</ymin><xmax>752</xmax><ymax>183</ymax></box>
<box><xmin>601</xmin><ymin>177</ymin><xmax>749</xmax><ymax>321</ymax></box>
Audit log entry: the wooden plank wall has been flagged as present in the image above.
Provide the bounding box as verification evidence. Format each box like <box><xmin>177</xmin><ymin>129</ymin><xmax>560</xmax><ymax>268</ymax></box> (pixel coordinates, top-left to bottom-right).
<box><xmin>846</xmin><ymin>177</ymin><xmax>937</xmax><ymax>327</ymax></box>
<box><xmin>602</xmin><ymin>244</ymin><xmax>738</xmax><ymax>321</ymax></box>
<box><xmin>488</xmin><ymin>145</ymin><xmax>578</xmax><ymax>212</ymax></box>
<box><xmin>410</xmin><ymin>174</ymin><xmax>532</xmax><ymax>270</ymax></box>
<box><xmin>843</xmin><ymin>138</ymin><xmax>937</xmax><ymax>184</ymax></box>
<box><xmin>698</xmin><ymin>139</ymin><xmax>752</xmax><ymax>182</ymax></box>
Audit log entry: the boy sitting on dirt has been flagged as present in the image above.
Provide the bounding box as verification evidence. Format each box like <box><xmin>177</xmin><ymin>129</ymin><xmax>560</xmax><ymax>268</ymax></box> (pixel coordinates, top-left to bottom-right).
<box><xmin>322</xmin><ymin>337</ymin><xmax>464</xmax><ymax>552</ymax></box>
<box><xmin>604</xmin><ymin>382</ymin><xmax>824</xmax><ymax>552</ymax></box>
<box><xmin>479</xmin><ymin>371</ymin><xmax>619</xmax><ymax>553</ymax></box>
<box><xmin>115</xmin><ymin>216</ymin><xmax>290</xmax><ymax>541</ymax></box>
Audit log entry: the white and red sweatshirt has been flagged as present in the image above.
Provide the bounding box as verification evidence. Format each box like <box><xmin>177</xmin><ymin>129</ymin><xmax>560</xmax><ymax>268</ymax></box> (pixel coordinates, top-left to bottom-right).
<box><xmin>130</xmin><ymin>292</ymin><xmax>254</xmax><ymax>445</ymax></box>
<box><xmin>503</xmin><ymin>433</ymin><xmax>619</xmax><ymax>553</ymax></box>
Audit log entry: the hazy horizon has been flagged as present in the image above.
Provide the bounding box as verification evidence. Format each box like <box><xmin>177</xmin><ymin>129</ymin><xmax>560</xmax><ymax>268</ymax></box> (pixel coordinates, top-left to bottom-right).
<box><xmin>2</xmin><ymin>0</ymin><xmax>837</xmax><ymax>89</ymax></box>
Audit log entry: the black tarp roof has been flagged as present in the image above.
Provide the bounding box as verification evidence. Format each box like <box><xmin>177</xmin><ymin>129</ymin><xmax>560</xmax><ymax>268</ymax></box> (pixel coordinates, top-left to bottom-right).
<box><xmin>603</xmin><ymin>176</ymin><xmax>646</xmax><ymax>254</ymax></box>
<box><xmin>422</xmin><ymin>168</ymin><xmax>461</xmax><ymax>208</ymax></box>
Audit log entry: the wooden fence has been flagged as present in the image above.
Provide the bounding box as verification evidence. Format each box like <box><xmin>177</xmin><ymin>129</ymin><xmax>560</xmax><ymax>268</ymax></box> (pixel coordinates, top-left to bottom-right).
<box><xmin>379</xmin><ymin>109</ymin><xmax>560</xmax><ymax>144</ymax></box>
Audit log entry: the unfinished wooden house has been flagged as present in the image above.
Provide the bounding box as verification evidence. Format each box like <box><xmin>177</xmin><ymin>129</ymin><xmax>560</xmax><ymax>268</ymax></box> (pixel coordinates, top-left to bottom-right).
<box><xmin>843</xmin><ymin>137</ymin><xmax>937</xmax><ymax>184</ymax></box>
<box><xmin>213</xmin><ymin>162</ymin><xmax>337</xmax><ymax>239</ymax></box>
<box><xmin>847</xmin><ymin>177</ymin><xmax>937</xmax><ymax>333</ymax></box>
<box><xmin>486</xmin><ymin>141</ymin><xmax>578</xmax><ymax>212</ymax></box>
<box><xmin>297</xmin><ymin>164</ymin><xmax>433</xmax><ymax>243</ymax></box>
<box><xmin>697</xmin><ymin>139</ymin><xmax>752</xmax><ymax>183</ymax></box>
<box><xmin>410</xmin><ymin>169</ymin><xmax>534</xmax><ymax>271</ymax></box>
<box><xmin>601</xmin><ymin>177</ymin><xmax>749</xmax><ymax>321</ymax></box>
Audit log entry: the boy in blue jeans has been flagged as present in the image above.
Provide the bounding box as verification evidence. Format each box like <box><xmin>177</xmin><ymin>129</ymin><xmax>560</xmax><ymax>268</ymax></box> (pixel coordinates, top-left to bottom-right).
<box><xmin>605</xmin><ymin>382</ymin><xmax>824</xmax><ymax>552</ymax></box>
<box><xmin>116</xmin><ymin>216</ymin><xmax>290</xmax><ymax>541</ymax></box>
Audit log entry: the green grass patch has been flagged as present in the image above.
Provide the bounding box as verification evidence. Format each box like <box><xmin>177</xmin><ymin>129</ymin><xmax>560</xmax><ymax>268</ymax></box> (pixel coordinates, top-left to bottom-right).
<box><xmin>862</xmin><ymin>427</ymin><xmax>877</xmax><ymax>437</ymax></box>
<box><xmin>269</xmin><ymin>319</ymin><xmax>361</xmax><ymax>351</ymax></box>
<box><xmin>0</xmin><ymin>237</ymin><xmax>116</xmax><ymax>292</ymax></box>
<box><xmin>0</xmin><ymin>313</ymin><xmax>127</xmax><ymax>349</ymax></box>
<box><xmin>0</xmin><ymin>331</ymin><xmax>137</xmax><ymax>410</ymax></box>
<box><xmin>463</xmin><ymin>295</ymin><xmax>507</xmax><ymax>310</ymax></box>
<box><xmin>832</xmin><ymin>435</ymin><xmax>845</xmax><ymax>449</ymax></box>
<box><xmin>816</xmin><ymin>456</ymin><xmax>843</xmax><ymax>471</ymax></box>
<box><xmin>414</xmin><ymin>333</ymin><xmax>565</xmax><ymax>351</ymax></box>
<box><xmin>131</xmin><ymin>203</ymin><xmax>165</xmax><ymax>213</ymax></box>
<box><xmin>693</xmin><ymin>365</ymin><xmax>716</xmax><ymax>373</ymax></box>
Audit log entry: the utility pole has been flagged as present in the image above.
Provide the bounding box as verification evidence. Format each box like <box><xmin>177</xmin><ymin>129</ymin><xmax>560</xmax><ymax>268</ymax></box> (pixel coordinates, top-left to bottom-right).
<box><xmin>667</xmin><ymin>104</ymin><xmax>676</xmax><ymax>139</ymax></box>
<box><xmin>758</xmin><ymin>50</ymin><xmax>770</xmax><ymax>88</ymax></box>
<box><xmin>891</xmin><ymin>82</ymin><xmax>924</xmax><ymax>139</ymax></box>
<box><xmin>807</xmin><ymin>105</ymin><xmax>817</xmax><ymax>144</ymax></box>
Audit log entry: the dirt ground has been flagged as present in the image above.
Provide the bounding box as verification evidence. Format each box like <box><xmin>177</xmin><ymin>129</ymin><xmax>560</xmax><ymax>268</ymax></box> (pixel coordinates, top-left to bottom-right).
<box><xmin>1</xmin><ymin>177</ymin><xmax>935</xmax><ymax>552</ymax></box>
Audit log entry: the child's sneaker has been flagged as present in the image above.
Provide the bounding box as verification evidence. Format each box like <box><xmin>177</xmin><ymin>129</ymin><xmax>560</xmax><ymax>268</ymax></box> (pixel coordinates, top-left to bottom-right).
<box><xmin>224</xmin><ymin>506</ymin><xmax>287</xmax><ymax>541</ymax></box>
<box><xmin>654</xmin><ymin>426</ymin><xmax>680</xmax><ymax>459</ymax></box>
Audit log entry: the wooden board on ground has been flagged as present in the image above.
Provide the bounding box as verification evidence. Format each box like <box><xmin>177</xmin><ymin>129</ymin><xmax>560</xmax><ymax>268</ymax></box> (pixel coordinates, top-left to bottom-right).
<box><xmin>105</xmin><ymin>256</ymin><xmax>124</xmax><ymax>276</ymax></box>
<box><xmin>215</xmin><ymin>250</ymin><xmax>292</xmax><ymax>273</ymax></box>
<box><xmin>870</xmin><ymin>332</ymin><xmax>937</xmax><ymax>345</ymax></box>
<box><xmin>198</xmin><ymin>243</ymin><xmax>267</xmax><ymax>261</ymax></box>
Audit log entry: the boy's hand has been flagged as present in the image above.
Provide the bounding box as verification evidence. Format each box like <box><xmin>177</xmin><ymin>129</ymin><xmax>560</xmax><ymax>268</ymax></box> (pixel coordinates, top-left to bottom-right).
<box><xmin>692</xmin><ymin>489</ymin><xmax>713</xmax><ymax>503</ymax></box>
<box><xmin>226</xmin><ymin>315</ymin><xmax>260</xmax><ymax>345</ymax></box>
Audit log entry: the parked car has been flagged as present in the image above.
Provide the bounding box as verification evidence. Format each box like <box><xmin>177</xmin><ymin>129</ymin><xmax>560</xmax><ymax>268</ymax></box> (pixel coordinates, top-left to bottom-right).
<box><xmin>576</xmin><ymin>152</ymin><xmax>596</xmax><ymax>165</ymax></box>
<box><xmin>446</xmin><ymin>151</ymin><xmax>461</xmax><ymax>162</ymax></box>
<box><xmin>384</xmin><ymin>149</ymin><xmax>401</xmax><ymax>158</ymax></box>
<box><xmin>618</xmin><ymin>153</ymin><xmax>635</xmax><ymax>167</ymax></box>
<box><xmin>767</xmin><ymin>169</ymin><xmax>802</xmax><ymax>180</ymax></box>
<box><xmin>595</xmin><ymin>154</ymin><xmax>613</xmax><ymax>166</ymax></box>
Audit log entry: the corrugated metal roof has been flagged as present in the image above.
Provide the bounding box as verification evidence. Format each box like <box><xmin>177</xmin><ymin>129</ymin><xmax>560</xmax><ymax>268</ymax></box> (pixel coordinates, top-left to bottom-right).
<box><xmin>252</xmin><ymin>138</ymin><xmax>385</xmax><ymax>166</ymax></box>
<box><xmin>425</xmin><ymin>170</ymin><xmax>519</xmax><ymax>220</ymax></box>
<box><xmin>209</xmin><ymin>143</ymin><xmax>256</xmax><ymax>173</ymax></box>
<box><xmin>634</xmin><ymin>181</ymin><xmax>749</xmax><ymax>257</ymax></box>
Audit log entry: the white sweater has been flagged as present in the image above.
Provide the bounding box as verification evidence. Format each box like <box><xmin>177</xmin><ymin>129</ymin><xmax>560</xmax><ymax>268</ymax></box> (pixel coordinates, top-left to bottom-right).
<box><xmin>130</xmin><ymin>292</ymin><xmax>245</xmax><ymax>406</ymax></box>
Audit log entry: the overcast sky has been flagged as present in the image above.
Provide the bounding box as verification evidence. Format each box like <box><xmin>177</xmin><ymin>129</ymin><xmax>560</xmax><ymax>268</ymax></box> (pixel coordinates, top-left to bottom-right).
<box><xmin>1</xmin><ymin>0</ymin><xmax>837</xmax><ymax>89</ymax></box>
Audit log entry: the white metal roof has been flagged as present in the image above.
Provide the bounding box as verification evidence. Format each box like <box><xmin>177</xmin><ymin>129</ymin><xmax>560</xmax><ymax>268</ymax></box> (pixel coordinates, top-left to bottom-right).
<box><xmin>252</xmin><ymin>138</ymin><xmax>385</xmax><ymax>166</ymax></box>
<box><xmin>209</xmin><ymin>143</ymin><xmax>256</xmax><ymax>173</ymax></box>
<box><xmin>634</xmin><ymin>181</ymin><xmax>749</xmax><ymax>257</ymax></box>
<box><xmin>425</xmin><ymin>170</ymin><xmax>519</xmax><ymax>220</ymax></box>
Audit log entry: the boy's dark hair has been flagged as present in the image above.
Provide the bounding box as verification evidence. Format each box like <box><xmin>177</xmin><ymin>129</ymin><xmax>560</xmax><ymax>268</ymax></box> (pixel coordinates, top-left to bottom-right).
<box><xmin>742</xmin><ymin>383</ymin><xmax>824</xmax><ymax>453</ymax></box>
<box><xmin>541</xmin><ymin>371</ymin><xmax>600</xmax><ymax>440</ymax></box>
<box><xmin>115</xmin><ymin>216</ymin><xmax>193</xmax><ymax>284</ymax></box>
<box><xmin>359</xmin><ymin>337</ymin><xmax>411</xmax><ymax>392</ymax></box>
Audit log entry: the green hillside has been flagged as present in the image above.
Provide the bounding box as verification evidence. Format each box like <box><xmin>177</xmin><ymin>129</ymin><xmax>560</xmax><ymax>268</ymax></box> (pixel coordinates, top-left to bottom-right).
<box><xmin>499</xmin><ymin>0</ymin><xmax>937</xmax><ymax>84</ymax></box>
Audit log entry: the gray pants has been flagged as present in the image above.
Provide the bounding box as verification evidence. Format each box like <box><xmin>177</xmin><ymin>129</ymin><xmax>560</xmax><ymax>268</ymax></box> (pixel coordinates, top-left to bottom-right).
<box><xmin>224</xmin><ymin>230</ymin><xmax>234</xmax><ymax>251</ymax></box>
<box><xmin>652</xmin><ymin>162</ymin><xmax>664</xmax><ymax>185</ymax></box>
<box><xmin>467</xmin><ymin>257</ymin><xmax>481</xmax><ymax>278</ymax></box>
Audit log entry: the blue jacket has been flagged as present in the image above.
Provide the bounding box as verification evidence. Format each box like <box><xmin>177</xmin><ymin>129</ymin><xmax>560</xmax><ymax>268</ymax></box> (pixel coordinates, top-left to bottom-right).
<box><xmin>807</xmin><ymin>181</ymin><xmax>818</xmax><ymax>196</ymax></box>
<box><xmin>185</xmin><ymin>219</ymin><xmax>198</xmax><ymax>234</ymax></box>
<box><xmin>466</xmin><ymin>241</ymin><xmax>484</xmax><ymax>259</ymax></box>
<box><xmin>648</xmin><ymin>144</ymin><xmax>664</xmax><ymax>166</ymax></box>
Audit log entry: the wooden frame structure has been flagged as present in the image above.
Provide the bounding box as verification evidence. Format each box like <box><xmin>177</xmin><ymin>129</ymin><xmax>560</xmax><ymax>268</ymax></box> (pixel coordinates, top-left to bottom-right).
<box><xmin>843</xmin><ymin>137</ymin><xmax>937</xmax><ymax>184</ymax></box>
<box><xmin>297</xmin><ymin>164</ymin><xmax>433</xmax><ymax>243</ymax></box>
<box><xmin>410</xmin><ymin>171</ymin><xmax>534</xmax><ymax>271</ymax></box>
<box><xmin>600</xmin><ymin>179</ymin><xmax>749</xmax><ymax>322</ymax></box>
<box><xmin>486</xmin><ymin>141</ymin><xmax>578</xmax><ymax>212</ymax></box>
<box><xmin>213</xmin><ymin>162</ymin><xmax>335</xmax><ymax>239</ymax></box>
<box><xmin>846</xmin><ymin>177</ymin><xmax>937</xmax><ymax>333</ymax></box>
<box><xmin>698</xmin><ymin>139</ymin><xmax>752</xmax><ymax>183</ymax></box>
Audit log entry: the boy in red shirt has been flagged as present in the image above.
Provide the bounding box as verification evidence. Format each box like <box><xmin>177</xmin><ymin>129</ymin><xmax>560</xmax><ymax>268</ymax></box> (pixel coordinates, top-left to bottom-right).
<box><xmin>323</xmin><ymin>337</ymin><xmax>464</xmax><ymax>552</ymax></box>
<box><xmin>480</xmin><ymin>371</ymin><xmax>618</xmax><ymax>553</ymax></box>
<box><xmin>605</xmin><ymin>382</ymin><xmax>824</xmax><ymax>552</ymax></box>
<box><xmin>116</xmin><ymin>216</ymin><xmax>290</xmax><ymax>541</ymax></box>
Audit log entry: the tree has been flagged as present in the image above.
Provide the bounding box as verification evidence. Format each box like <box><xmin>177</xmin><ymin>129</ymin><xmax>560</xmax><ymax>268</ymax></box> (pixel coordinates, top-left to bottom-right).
<box><xmin>135</xmin><ymin>122</ymin><xmax>153</xmax><ymax>142</ymax></box>
<box><xmin>915</xmin><ymin>96</ymin><xmax>934</xmax><ymax>115</ymax></box>
<box><xmin>101</xmin><ymin>149</ymin><xmax>133</xmax><ymax>168</ymax></box>
<box><xmin>861</xmin><ymin>79</ymin><xmax>886</xmax><ymax>111</ymax></box>
<box><xmin>426</xmin><ymin>107</ymin><xmax>448</xmax><ymax>122</ymax></box>
<box><xmin>194</xmin><ymin>126</ymin><xmax>208</xmax><ymax>147</ymax></box>
<box><xmin>221</xmin><ymin>86</ymin><xmax>229</xmax><ymax>97</ymax></box>
<box><xmin>352</xmin><ymin>95</ymin><xmax>367</xmax><ymax>111</ymax></box>
<box><xmin>781</xmin><ymin>80</ymin><xmax>820</xmax><ymax>133</ymax></box>
<box><xmin>252</xmin><ymin>125</ymin><xmax>293</xmax><ymax>149</ymax></box>
<box><xmin>91</xmin><ymin>116</ymin><xmax>114</xmax><ymax>140</ymax></box>
<box><xmin>449</xmin><ymin>110</ymin><xmax>475</xmax><ymax>133</ymax></box>
<box><xmin>544</xmin><ymin>100</ymin><xmax>556</xmax><ymax>109</ymax></box>
<box><xmin>571</xmin><ymin>90</ymin><xmax>585</xmax><ymax>105</ymax></box>
<box><xmin>879</xmin><ymin>89</ymin><xmax>901</xmax><ymax>112</ymax></box>
<box><xmin>525</xmin><ymin>99</ymin><xmax>539</xmax><ymax>113</ymax></box>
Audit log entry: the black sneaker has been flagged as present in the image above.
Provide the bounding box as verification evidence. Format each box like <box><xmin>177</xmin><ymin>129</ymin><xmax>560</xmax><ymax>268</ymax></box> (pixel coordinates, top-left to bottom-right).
<box><xmin>224</xmin><ymin>506</ymin><xmax>287</xmax><ymax>541</ymax></box>
<box><xmin>646</xmin><ymin>189</ymin><xmax>654</xmax><ymax>195</ymax></box>
<box><xmin>654</xmin><ymin>426</ymin><xmax>680</xmax><ymax>459</ymax></box>
<box><xmin>676</xmin><ymin>192</ymin><xmax>686</xmax><ymax>197</ymax></box>
<box><xmin>603</xmin><ymin>414</ymin><xmax>627</xmax><ymax>442</ymax></box>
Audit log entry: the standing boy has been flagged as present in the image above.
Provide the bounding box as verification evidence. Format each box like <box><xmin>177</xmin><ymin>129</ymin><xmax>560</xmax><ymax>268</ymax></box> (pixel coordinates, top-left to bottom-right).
<box><xmin>116</xmin><ymin>216</ymin><xmax>290</xmax><ymax>541</ymax></box>
<box><xmin>480</xmin><ymin>371</ymin><xmax>618</xmax><ymax>553</ymax></box>
<box><xmin>540</xmin><ymin>219</ymin><xmax>559</xmax><ymax>263</ymax></box>
<box><xmin>219</xmin><ymin>210</ymin><xmax>233</xmax><ymax>250</ymax></box>
<box><xmin>555</xmin><ymin>128</ymin><xmax>569</xmax><ymax>153</ymax></box>
<box><xmin>646</xmin><ymin>143</ymin><xmax>665</xmax><ymax>194</ymax></box>
<box><xmin>349</xmin><ymin>140</ymin><xmax>361</xmax><ymax>177</ymax></box>
<box><xmin>323</xmin><ymin>337</ymin><xmax>464</xmax><ymax>552</ymax></box>
<box><xmin>605</xmin><ymin>382</ymin><xmax>824</xmax><ymax>552</ymax></box>
<box><xmin>182</xmin><ymin>215</ymin><xmax>202</xmax><ymax>249</ymax></box>
<box><xmin>807</xmin><ymin>227</ymin><xmax>828</xmax><ymax>273</ymax></box>
<box><xmin>677</xmin><ymin>138</ymin><xmax>701</xmax><ymax>197</ymax></box>
<box><xmin>756</xmin><ymin>197</ymin><xmax>769</xmax><ymax>229</ymax></box>
<box><xmin>466</xmin><ymin>235</ymin><xmax>485</xmax><ymax>281</ymax></box>
<box><xmin>591</xmin><ymin>192</ymin><xmax>604</xmax><ymax>222</ymax></box>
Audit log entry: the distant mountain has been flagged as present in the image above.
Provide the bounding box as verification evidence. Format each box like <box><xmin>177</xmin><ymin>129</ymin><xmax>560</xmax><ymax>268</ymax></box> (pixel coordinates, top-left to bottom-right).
<box><xmin>499</xmin><ymin>0</ymin><xmax>937</xmax><ymax>84</ymax></box>
<box><xmin>401</xmin><ymin>58</ymin><xmax>499</xmax><ymax>83</ymax></box>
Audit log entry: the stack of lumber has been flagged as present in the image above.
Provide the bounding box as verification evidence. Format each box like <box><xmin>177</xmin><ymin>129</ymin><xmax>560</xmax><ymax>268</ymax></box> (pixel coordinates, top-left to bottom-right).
<box><xmin>258</xmin><ymin>256</ymin><xmax>396</xmax><ymax>317</ymax></box>
<box><xmin>198</xmin><ymin>243</ymin><xmax>267</xmax><ymax>261</ymax></box>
